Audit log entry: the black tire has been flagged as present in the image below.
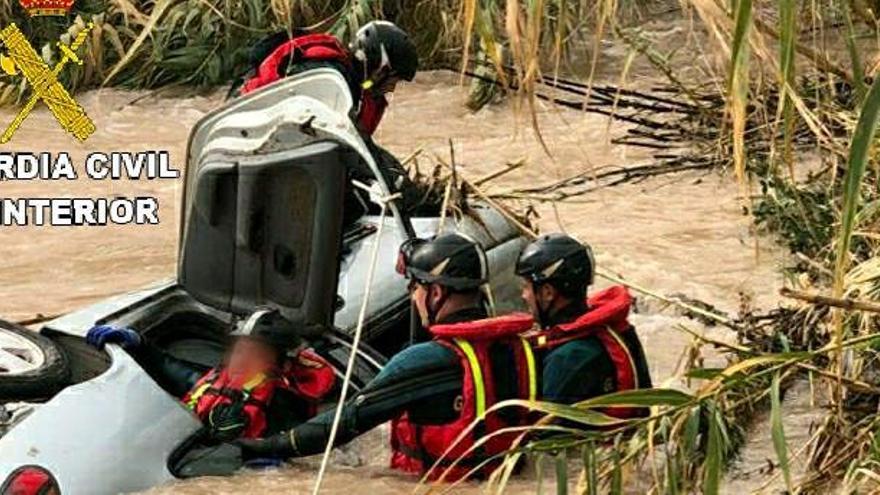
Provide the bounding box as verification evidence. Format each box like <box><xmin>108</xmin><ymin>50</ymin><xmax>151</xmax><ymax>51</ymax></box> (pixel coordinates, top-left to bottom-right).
<box><xmin>0</xmin><ymin>320</ymin><xmax>70</xmax><ymax>401</ymax></box>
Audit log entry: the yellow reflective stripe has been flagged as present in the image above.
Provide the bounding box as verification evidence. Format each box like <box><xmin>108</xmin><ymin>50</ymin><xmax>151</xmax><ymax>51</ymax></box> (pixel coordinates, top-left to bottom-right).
<box><xmin>605</xmin><ymin>327</ymin><xmax>639</xmax><ymax>389</ymax></box>
<box><xmin>454</xmin><ymin>339</ymin><xmax>486</xmax><ymax>419</ymax></box>
<box><xmin>187</xmin><ymin>372</ymin><xmax>266</xmax><ymax>410</ymax></box>
<box><xmin>186</xmin><ymin>382</ymin><xmax>212</xmax><ymax>410</ymax></box>
<box><xmin>242</xmin><ymin>373</ymin><xmax>267</xmax><ymax>392</ymax></box>
<box><xmin>536</xmin><ymin>334</ymin><xmax>547</xmax><ymax>348</ymax></box>
<box><xmin>520</xmin><ymin>338</ymin><xmax>537</xmax><ymax>401</ymax></box>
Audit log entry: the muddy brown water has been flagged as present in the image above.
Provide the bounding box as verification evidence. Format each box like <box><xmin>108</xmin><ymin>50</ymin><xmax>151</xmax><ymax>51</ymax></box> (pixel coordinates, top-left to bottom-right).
<box><xmin>0</xmin><ymin>71</ymin><xmax>816</xmax><ymax>493</ymax></box>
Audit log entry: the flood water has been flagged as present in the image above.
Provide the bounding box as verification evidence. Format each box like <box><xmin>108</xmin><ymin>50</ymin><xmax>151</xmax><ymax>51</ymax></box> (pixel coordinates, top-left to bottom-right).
<box><xmin>0</xmin><ymin>70</ymin><xmax>814</xmax><ymax>493</ymax></box>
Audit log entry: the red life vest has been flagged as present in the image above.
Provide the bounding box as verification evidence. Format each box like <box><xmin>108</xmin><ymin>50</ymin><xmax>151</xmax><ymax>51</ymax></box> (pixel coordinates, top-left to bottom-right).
<box><xmin>357</xmin><ymin>92</ymin><xmax>387</xmax><ymax>135</ymax></box>
<box><xmin>239</xmin><ymin>33</ymin><xmax>386</xmax><ymax>135</ymax></box>
<box><xmin>527</xmin><ymin>285</ymin><xmax>643</xmax><ymax>418</ymax></box>
<box><xmin>183</xmin><ymin>368</ymin><xmax>278</xmax><ymax>439</ymax></box>
<box><xmin>240</xmin><ymin>34</ymin><xmax>351</xmax><ymax>95</ymax></box>
<box><xmin>183</xmin><ymin>349</ymin><xmax>336</xmax><ymax>438</ymax></box>
<box><xmin>389</xmin><ymin>313</ymin><xmax>538</xmax><ymax>481</ymax></box>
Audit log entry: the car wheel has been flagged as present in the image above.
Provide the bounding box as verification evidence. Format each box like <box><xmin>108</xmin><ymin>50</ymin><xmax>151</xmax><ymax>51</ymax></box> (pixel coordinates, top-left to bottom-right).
<box><xmin>0</xmin><ymin>320</ymin><xmax>69</xmax><ymax>401</ymax></box>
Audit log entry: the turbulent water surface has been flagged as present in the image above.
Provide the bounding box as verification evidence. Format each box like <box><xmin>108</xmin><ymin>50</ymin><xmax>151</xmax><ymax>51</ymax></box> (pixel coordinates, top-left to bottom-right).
<box><xmin>0</xmin><ymin>70</ymin><xmax>811</xmax><ymax>493</ymax></box>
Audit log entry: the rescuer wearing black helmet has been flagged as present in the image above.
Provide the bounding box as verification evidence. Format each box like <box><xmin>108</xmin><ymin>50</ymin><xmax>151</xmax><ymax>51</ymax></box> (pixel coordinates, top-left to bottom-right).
<box><xmin>238</xmin><ymin>20</ymin><xmax>418</xmax><ymax>136</ymax></box>
<box><xmin>516</xmin><ymin>234</ymin><xmax>652</xmax><ymax>416</ymax></box>
<box><xmin>351</xmin><ymin>20</ymin><xmax>419</xmax><ymax>92</ymax></box>
<box><xmin>235</xmin><ymin>20</ymin><xmax>420</xmax><ymax>222</ymax></box>
<box><xmin>516</xmin><ymin>233</ymin><xmax>596</xmax><ymax>327</ymax></box>
<box><xmin>236</xmin><ymin>234</ymin><xmax>539</xmax><ymax>481</ymax></box>
<box><xmin>398</xmin><ymin>233</ymin><xmax>489</xmax><ymax>326</ymax></box>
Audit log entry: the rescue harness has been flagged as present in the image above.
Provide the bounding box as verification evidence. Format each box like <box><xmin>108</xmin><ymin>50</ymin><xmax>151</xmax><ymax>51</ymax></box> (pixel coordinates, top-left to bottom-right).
<box><xmin>527</xmin><ymin>285</ymin><xmax>644</xmax><ymax>418</ymax></box>
<box><xmin>183</xmin><ymin>349</ymin><xmax>336</xmax><ymax>439</ymax></box>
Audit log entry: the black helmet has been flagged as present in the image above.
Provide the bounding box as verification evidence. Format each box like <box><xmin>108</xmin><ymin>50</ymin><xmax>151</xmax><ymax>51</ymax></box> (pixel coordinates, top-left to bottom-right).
<box><xmin>351</xmin><ymin>21</ymin><xmax>418</xmax><ymax>83</ymax></box>
<box><xmin>516</xmin><ymin>234</ymin><xmax>595</xmax><ymax>296</ymax></box>
<box><xmin>397</xmin><ymin>233</ymin><xmax>488</xmax><ymax>290</ymax></box>
<box><xmin>231</xmin><ymin>308</ymin><xmax>301</xmax><ymax>352</ymax></box>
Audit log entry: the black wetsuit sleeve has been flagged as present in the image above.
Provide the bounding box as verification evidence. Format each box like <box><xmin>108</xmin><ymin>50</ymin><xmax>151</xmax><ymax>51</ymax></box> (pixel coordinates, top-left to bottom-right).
<box><xmin>290</xmin><ymin>341</ymin><xmax>462</xmax><ymax>456</ymax></box>
<box><xmin>128</xmin><ymin>344</ymin><xmax>207</xmax><ymax>398</ymax></box>
<box><xmin>265</xmin><ymin>389</ymin><xmax>313</xmax><ymax>435</ymax></box>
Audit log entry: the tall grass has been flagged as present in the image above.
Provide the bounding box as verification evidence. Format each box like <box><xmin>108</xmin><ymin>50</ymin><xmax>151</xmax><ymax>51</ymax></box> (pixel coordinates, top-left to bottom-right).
<box><xmin>728</xmin><ymin>0</ymin><xmax>753</xmax><ymax>207</ymax></box>
<box><xmin>444</xmin><ymin>0</ymin><xmax>880</xmax><ymax>491</ymax></box>
<box><xmin>831</xmin><ymin>77</ymin><xmax>880</xmax><ymax>408</ymax></box>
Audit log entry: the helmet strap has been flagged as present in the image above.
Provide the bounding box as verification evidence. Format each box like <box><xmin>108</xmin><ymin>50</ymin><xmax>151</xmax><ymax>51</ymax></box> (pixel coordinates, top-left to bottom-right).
<box><xmin>533</xmin><ymin>281</ymin><xmax>554</xmax><ymax>329</ymax></box>
<box><xmin>426</xmin><ymin>284</ymin><xmax>449</xmax><ymax>326</ymax></box>
<box><xmin>480</xmin><ymin>283</ymin><xmax>496</xmax><ymax>317</ymax></box>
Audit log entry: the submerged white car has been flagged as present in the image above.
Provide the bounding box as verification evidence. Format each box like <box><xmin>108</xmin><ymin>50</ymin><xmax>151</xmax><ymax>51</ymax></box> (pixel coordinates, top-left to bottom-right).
<box><xmin>0</xmin><ymin>70</ymin><xmax>526</xmax><ymax>494</ymax></box>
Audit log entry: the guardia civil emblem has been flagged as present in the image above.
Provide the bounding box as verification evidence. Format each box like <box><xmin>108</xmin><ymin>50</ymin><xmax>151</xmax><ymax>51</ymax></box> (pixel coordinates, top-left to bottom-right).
<box><xmin>0</xmin><ymin>0</ymin><xmax>95</xmax><ymax>143</ymax></box>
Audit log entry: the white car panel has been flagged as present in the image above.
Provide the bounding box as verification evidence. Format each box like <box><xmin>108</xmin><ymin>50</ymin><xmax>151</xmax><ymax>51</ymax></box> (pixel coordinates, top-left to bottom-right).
<box><xmin>46</xmin><ymin>280</ymin><xmax>174</xmax><ymax>337</ymax></box>
<box><xmin>0</xmin><ymin>347</ymin><xmax>201</xmax><ymax>494</ymax></box>
<box><xmin>337</xmin><ymin>216</ymin><xmax>410</xmax><ymax>332</ymax></box>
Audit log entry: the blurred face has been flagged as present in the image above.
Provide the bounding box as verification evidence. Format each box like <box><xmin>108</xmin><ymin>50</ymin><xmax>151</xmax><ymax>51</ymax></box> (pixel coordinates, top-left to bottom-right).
<box><xmin>226</xmin><ymin>337</ymin><xmax>280</xmax><ymax>379</ymax></box>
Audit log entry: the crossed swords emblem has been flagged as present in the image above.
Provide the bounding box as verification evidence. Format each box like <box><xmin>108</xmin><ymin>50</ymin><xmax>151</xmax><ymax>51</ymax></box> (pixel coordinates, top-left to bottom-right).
<box><xmin>0</xmin><ymin>22</ymin><xmax>95</xmax><ymax>143</ymax></box>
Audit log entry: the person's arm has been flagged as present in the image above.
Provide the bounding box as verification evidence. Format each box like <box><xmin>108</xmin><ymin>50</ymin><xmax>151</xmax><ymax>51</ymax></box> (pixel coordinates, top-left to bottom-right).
<box><xmin>85</xmin><ymin>325</ymin><xmax>205</xmax><ymax>397</ymax></box>
<box><xmin>237</xmin><ymin>342</ymin><xmax>462</xmax><ymax>458</ymax></box>
<box><xmin>128</xmin><ymin>344</ymin><xmax>206</xmax><ymax>398</ymax></box>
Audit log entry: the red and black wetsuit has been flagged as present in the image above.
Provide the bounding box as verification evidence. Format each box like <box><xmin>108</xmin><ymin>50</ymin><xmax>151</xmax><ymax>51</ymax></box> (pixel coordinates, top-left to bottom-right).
<box><xmin>129</xmin><ymin>344</ymin><xmax>335</xmax><ymax>438</ymax></box>
<box><xmin>529</xmin><ymin>286</ymin><xmax>652</xmax><ymax>417</ymax></box>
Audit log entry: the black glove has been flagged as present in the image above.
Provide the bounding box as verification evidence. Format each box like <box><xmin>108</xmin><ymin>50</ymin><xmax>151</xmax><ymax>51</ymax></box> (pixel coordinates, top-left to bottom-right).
<box><xmin>235</xmin><ymin>432</ymin><xmax>298</xmax><ymax>460</ymax></box>
<box><xmin>207</xmin><ymin>402</ymin><xmax>248</xmax><ymax>443</ymax></box>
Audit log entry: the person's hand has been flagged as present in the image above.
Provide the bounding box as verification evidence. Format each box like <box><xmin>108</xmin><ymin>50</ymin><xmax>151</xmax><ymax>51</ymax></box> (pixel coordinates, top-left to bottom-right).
<box><xmin>85</xmin><ymin>325</ymin><xmax>142</xmax><ymax>349</ymax></box>
<box><xmin>234</xmin><ymin>432</ymin><xmax>296</xmax><ymax>459</ymax></box>
<box><xmin>207</xmin><ymin>402</ymin><xmax>248</xmax><ymax>443</ymax></box>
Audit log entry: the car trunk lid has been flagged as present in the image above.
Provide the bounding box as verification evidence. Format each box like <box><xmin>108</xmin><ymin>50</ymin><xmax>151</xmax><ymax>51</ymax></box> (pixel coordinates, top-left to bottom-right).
<box><xmin>179</xmin><ymin>141</ymin><xmax>353</xmax><ymax>334</ymax></box>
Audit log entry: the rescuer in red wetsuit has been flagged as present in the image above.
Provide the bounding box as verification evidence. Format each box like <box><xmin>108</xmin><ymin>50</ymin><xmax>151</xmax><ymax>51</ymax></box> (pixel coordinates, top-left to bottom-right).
<box><xmin>235</xmin><ymin>234</ymin><xmax>539</xmax><ymax>481</ymax></box>
<box><xmin>86</xmin><ymin>308</ymin><xmax>336</xmax><ymax>442</ymax></box>
<box><xmin>516</xmin><ymin>234</ymin><xmax>653</xmax><ymax>417</ymax></box>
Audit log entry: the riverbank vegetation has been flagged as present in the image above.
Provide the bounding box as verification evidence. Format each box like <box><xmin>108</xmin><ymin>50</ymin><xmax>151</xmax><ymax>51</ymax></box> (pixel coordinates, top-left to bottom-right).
<box><xmin>476</xmin><ymin>0</ymin><xmax>880</xmax><ymax>492</ymax></box>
